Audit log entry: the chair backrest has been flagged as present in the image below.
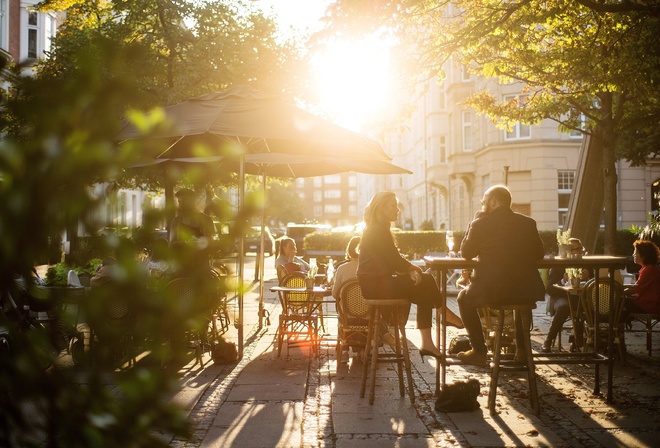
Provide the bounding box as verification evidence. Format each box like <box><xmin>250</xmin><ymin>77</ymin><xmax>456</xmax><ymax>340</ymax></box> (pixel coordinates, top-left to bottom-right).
<box><xmin>67</xmin><ymin>270</ymin><xmax>82</xmax><ymax>287</ymax></box>
<box><xmin>338</xmin><ymin>279</ymin><xmax>370</xmax><ymax>326</ymax></box>
<box><xmin>280</xmin><ymin>272</ymin><xmax>308</xmax><ymax>304</ymax></box>
<box><xmin>582</xmin><ymin>278</ymin><xmax>625</xmax><ymax>323</ymax></box>
<box><xmin>276</xmin><ymin>265</ymin><xmax>289</xmax><ymax>284</ymax></box>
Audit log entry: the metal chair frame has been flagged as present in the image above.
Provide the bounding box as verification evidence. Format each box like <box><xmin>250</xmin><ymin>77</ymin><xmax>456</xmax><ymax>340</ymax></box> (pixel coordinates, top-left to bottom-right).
<box><xmin>276</xmin><ymin>272</ymin><xmax>321</xmax><ymax>357</ymax></box>
<box><xmin>581</xmin><ymin>278</ymin><xmax>626</xmax><ymax>362</ymax></box>
<box><xmin>627</xmin><ymin>312</ymin><xmax>660</xmax><ymax>356</ymax></box>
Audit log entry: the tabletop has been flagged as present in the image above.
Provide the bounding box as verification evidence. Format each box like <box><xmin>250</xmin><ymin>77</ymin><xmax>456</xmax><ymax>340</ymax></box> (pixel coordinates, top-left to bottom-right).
<box><xmin>423</xmin><ymin>255</ymin><xmax>628</xmax><ymax>270</ymax></box>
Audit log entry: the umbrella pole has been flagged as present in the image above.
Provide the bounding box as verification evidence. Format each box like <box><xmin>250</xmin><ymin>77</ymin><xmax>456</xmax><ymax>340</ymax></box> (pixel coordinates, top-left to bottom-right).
<box><xmin>258</xmin><ymin>172</ymin><xmax>266</xmax><ymax>329</ymax></box>
<box><xmin>238</xmin><ymin>154</ymin><xmax>245</xmax><ymax>359</ymax></box>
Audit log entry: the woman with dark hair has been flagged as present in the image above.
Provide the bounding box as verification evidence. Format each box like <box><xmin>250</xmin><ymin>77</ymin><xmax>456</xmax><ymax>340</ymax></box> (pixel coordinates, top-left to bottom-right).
<box><xmin>357</xmin><ymin>191</ymin><xmax>463</xmax><ymax>361</ymax></box>
<box><xmin>624</xmin><ymin>240</ymin><xmax>660</xmax><ymax>315</ymax></box>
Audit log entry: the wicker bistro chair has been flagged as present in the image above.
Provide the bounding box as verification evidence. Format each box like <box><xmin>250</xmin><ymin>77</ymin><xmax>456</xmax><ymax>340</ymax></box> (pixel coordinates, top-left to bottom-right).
<box><xmin>163</xmin><ymin>277</ymin><xmax>219</xmax><ymax>367</ymax></box>
<box><xmin>627</xmin><ymin>313</ymin><xmax>660</xmax><ymax>356</ymax></box>
<box><xmin>581</xmin><ymin>278</ymin><xmax>626</xmax><ymax>361</ymax></box>
<box><xmin>88</xmin><ymin>285</ymin><xmax>137</xmax><ymax>367</ymax></box>
<box><xmin>336</xmin><ymin>279</ymin><xmax>370</xmax><ymax>362</ymax></box>
<box><xmin>276</xmin><ymin>272</ymin><xmax>322</xmax><ymax>357</ymax></box>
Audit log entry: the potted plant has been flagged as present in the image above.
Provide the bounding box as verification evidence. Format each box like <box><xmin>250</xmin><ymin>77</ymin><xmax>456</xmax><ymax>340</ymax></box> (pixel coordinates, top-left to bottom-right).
<box><xmin>305</xmin><ymin>264</ymin><xmax>318</xmax><ymax>290</ymax></box>
<box><xmin>556</xmin><ymin>229</ymin><xmax>572</xmax><ymax>258</ymax></box>
<box><xmin>567</xmin><ymin>268</ymin><xmax>582</xmax><ymax>288</ymax></box>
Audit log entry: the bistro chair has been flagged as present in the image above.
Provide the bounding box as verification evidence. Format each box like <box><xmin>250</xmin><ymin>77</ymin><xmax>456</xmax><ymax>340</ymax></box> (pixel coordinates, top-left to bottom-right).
<box><xmin>88</xmin><ymin>284</ymin><xmax>137</xmax><ymax>368</ymax></box>
<box><xmin>163</xmin><ymin>277</ymin><xmax>217</xmax><ymax>367</ymax></box>
<box><xmin>276</xmin><ymin>272</ymin><xmax>321</xmax><ymax>357</ymax></box>
<box><xmin>581</xmin><ymin>278</ymin><xmax>626</xmax><ymax>362</ymax></box>
<box><xmin>359</xmin><ymin>287</ymin><xmax>415</xmax><ymax>405</ymax></box>
<box><xmin>487</xmin><ymin>303</ymin><xmax>540</xmax><ymax>416</ymax></box>
<box><xmin>336</xmin><ymin>279</ymin><xmax>370</xmax><ymax>362</ymax></box>
<box><xmin>626</xmin><ymin>313</ymin><xmax>660</xmax><ymax>356</ymax></box>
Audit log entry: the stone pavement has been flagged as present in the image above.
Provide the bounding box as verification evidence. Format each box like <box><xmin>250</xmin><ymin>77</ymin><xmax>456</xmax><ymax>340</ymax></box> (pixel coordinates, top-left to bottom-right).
<box><xmin>163</xmin><ymin>266</ymin><xmax>660</xmax><ymax>448</ymax></box>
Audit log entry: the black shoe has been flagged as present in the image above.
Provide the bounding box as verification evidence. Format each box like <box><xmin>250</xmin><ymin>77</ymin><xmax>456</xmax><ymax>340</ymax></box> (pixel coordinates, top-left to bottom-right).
<box><xmin>419</xmin><ymin>348</ymin><xmax>444</xmax><ymax>362</ymax></box>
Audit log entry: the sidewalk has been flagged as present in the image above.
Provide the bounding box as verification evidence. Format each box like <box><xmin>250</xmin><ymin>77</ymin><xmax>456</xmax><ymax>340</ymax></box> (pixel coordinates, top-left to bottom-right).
<box><xmin>166</xmin><ymin>270</ymin><xmax>660</xmax><ymax>448</ymax></box>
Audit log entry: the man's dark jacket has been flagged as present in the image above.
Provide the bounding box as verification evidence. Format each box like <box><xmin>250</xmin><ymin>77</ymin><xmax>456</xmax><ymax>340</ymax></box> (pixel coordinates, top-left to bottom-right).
<box><xmin>460</xmin><ymin>207</ymin><xmax>545</xmax><ymax>306</ymax></box>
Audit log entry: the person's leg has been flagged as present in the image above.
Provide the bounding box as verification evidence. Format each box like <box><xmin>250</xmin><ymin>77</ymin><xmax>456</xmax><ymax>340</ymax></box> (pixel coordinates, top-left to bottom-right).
<box><xmin>455</xmin><ymin>289</ymin><xmax>488</xmax><ymax>365</ymax></box>
<box><xmin>392</xmin><ymin>274</ymin><xmax>442</xmax><ymax>356</ymax></box>
<box><xmin>456</xmin><ymin>289</ymin><xmax>487</xmax><ymax>354</ymax></box>
<box><xmin>543</xmin><ymin>297</ymin><xmax>569</xmax><ymax>352</ymax></box>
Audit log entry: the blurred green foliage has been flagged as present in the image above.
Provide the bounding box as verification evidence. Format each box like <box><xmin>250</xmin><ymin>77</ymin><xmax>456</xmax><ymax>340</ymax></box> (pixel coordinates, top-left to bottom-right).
<box><xmin>0</xmin><ymin>0</ymin><xmax>312</xmax><ymax>446</ymax></box>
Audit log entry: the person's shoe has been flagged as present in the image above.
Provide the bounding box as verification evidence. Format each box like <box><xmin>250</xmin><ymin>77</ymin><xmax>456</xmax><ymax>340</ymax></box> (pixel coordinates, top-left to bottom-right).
<box><xmin>457</xmin><ymin>349</ymin><xmax>488</xmax><ymax>366</ymax></box>
<box><xmin>419</xmin><ymin>348</ymin><xmax>445</xmax><ymax>363</ymax></box>
<box><xmin>380</xmin><ymin>332</ymin><xmax>397</xmax><ymax>349</ymax></box>
<box><xmin>541</xmin><ymin>340</ymin><xmax>552</xmax><ymax>353</ymax></box>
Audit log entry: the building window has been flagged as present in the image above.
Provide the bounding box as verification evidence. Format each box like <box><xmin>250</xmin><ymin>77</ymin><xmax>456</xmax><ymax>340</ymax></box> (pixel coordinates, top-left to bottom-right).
<box><xmin>439</xmin><ymin>135</ymin><xmax>446</xmax><ymax>163</ymax></box>
<box><xmin>313</xmin><ymin>191</ymin><xmax>322</xmax><ymax>202</ymax></box>
<box><xmin>324</xmin><ymin>189</ymin><xmax>341</xmax><ymax>199</ymax></box>
<box><xmin>0</xmin><ymin>0</ymin><xmax>6</xmax><ymax>49</ymax></box>
<box><xmin>27</xmin><ymin>11</ymin><xmax>38</xmax><ymax>59</ymax></box>
<box><xmin>295</xmin><ymin>178</ymin><xmax>305</xmax><ymax>188</ymax></box>
<box><xmin>324</xmin><ymin>175</ymin><xmax>341</xmax><ymax>184</ymax></box>
<box><xmin>482</xmin><ymin>174</ymin><xmax>490</xmax><ymax>192</ymax></box>
<box><xmin>503</xmin><ymin>95</ymin><xmax>531</xmax><ymax>140</ymax></box>
<box><xmin>348</xmin><ymin>205</ymin><xmax>357</xmax><ymax>216</ymax></box>
<box><xmin>348</xmin><ymin>175</ymin><xmax>357</xmax><ymax>187</ymax></box>
<box><xmin>462</xmin><ymin>110</ymin><xmax>472</xmax><ymax>152</ymax></box>
<box><xmin>313</xmin><ymin>177</ymin><xmax>322</xmax><ymax>187</ymax></box>
<box><xmin>348</xmin><ymin>190</ymin><xmax>356</xmax><ymax>201</ymax></box>
<box><xmin>324</xmin><ymin>204</ymin><xmax>341</xmax><ymax>214</ymax></box>
<box><xmin>557</xmin><ymin>170</ymin><xmax>575</xmax><ymax>227</ymax></box>
<box><xmin>313</xmin><ymin>205</ymin><xmax>322</xmax><ymax>217</ymax></box>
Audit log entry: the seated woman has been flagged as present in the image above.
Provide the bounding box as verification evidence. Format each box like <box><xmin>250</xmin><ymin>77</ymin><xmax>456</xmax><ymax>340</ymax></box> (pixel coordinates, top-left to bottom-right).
<box><xmin>332</xmin><ymin>236</ymin><xmax>394</xmax><ymax>360</ymax></box>
<box><xmin>357</xmin><ymin>191</ymin><xmax>463</xmax><ymax>362</ymax></box>
<box><xmin>275</xmin><ymin>236</ymin><xmax>310</xmax><ymax>280</ymax></box>
<box><xmin>624</xmin><ymin>240</ymin><xmax>660</xmax><ymax>315</ymax></box>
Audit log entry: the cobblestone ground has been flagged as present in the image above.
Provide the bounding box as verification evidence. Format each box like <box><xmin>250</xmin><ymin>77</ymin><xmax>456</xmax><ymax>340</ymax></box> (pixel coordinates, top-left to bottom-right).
<box><xmin>170</xmin><ymin>292</ymin><xmax>660</xmax><ymax>448</ymax></box>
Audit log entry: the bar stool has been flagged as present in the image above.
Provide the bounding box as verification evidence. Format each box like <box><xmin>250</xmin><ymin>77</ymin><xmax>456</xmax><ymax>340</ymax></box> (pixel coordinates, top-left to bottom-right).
<box><xmin>359</xmin><ymin>298</ymin><xmax>415</xmax><ymax>405</ymax></box>
<box><xmin>487</xmin><ymin>304</ymin><xmax>540</xmax><ymax>416</ymax></box>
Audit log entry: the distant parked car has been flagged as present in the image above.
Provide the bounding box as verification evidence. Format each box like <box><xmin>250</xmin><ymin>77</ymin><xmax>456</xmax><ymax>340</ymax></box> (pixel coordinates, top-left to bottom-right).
<box><xmin>244</xmin><ymin>226</ymin><xmax>276</xmax><ymax>256</ymax></box>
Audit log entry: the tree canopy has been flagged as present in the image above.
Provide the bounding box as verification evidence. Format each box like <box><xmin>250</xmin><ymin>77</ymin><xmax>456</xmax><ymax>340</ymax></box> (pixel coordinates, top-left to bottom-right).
<box><xmin>321</xmin><ymin>0</ymin><xmax>660</xmax><ymax>253</ymax></box>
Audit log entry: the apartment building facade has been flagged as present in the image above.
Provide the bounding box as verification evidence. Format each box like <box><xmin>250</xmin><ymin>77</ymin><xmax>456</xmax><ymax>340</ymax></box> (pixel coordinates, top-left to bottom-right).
<box><xmin>294</xmin><ymin>173</ymin><xmax>361</xmax><ymax>227</ymax></box>
<box><xmin>373</xmin><ymin>63</ymin><xmax>659</xmax><ymax>234</ymax></box>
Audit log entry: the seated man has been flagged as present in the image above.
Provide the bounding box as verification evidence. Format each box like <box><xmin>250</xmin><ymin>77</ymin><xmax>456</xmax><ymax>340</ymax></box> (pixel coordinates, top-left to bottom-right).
<box><xmin>456</xmin><ymin>185</ymin><xmax>546</xmax><ymax>366</ymax></box>
<box><xmin>543</xmin><ymin>238</ymin><xmax>590</xmax><ymax>353</ymax></box>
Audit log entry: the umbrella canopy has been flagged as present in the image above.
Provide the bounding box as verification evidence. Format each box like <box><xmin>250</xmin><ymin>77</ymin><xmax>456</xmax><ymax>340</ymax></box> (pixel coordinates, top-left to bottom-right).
<box><xmin>118</xmin><ymin>85</ymin><xmax>390</xmax><ymax>162</ymax></box>
<box><xmin>130</xmin><ymin>154</ymin><xmax>410</xmax><ymax>177</ymax></box>
<box><xmin>118</xmin><ymin>85</ymin><xmax>410</xmax><ymax>358</ymax></box>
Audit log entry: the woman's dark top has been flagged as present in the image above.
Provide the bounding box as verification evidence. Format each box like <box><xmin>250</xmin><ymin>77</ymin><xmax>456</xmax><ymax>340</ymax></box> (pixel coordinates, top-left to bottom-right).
<box><xmin>357</xmin><ymin>223</ymin><xmax>411</xmax><ymax>278</ymax></box>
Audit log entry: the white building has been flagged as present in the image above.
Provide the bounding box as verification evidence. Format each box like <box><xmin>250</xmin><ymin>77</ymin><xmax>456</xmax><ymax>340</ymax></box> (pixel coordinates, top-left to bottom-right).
<box><xmin>369</xmin><ymin>62</ymin><xmax>659</xmax><ymax>233</ymax></box>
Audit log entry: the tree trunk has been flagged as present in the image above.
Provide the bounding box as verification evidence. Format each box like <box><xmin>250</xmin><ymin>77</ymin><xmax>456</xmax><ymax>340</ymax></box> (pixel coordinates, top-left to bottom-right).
<box><xmin>599</xmin><ymin>93</ymin><xmax>618</xmax><ymax>255</ymax></box>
